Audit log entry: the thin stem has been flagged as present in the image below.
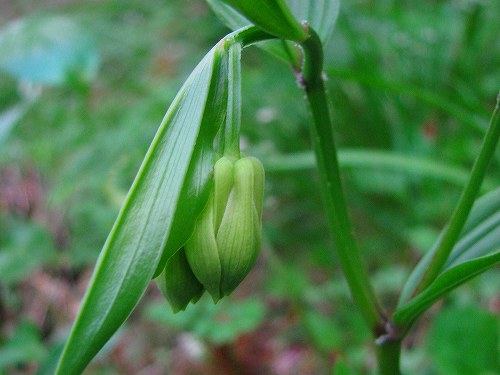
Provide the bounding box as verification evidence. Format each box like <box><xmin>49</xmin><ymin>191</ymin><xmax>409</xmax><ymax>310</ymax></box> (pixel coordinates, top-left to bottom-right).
<box><xmin>414</xmin><ymin>92</ymin><xmax>500</xmax><ymax>295</ymax></box>
<box><xmin>222</xmin><ymin>42</ymin><xmax>242</xmax><ymax>159</ymax></box>
<box><xmin>376</xmin><ymin>338</ymin><xmax>402</xmax><ymax>375</ymax></box>
<box><xmin>219</xmin><ymin>26</ymin><xmax>277</xmax><ymax>159</ymax></box>
<box><xmin>299</xmin><ymin>28</ymin><xmax>384</xmax><ymax>334</ymax></box>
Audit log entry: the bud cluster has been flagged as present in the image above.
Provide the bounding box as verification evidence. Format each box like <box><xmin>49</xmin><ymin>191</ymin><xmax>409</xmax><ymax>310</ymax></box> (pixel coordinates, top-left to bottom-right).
<box><xmin>164</xmin><ymin>155</ymin><xmax>264</xmax><ymax>311</ymax></box>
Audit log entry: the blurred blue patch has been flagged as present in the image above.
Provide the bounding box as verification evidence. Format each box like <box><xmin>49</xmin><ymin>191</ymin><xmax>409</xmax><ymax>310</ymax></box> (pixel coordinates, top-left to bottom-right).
<box><xmin>0</xmin><ymin>15</ymin><xmax>100</xmax><ymax>85</ymax></box>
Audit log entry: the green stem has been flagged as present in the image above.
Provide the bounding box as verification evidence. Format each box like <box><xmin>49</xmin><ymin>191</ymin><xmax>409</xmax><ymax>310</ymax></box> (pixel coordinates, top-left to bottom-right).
<box><xmin>221</xmin><ymin>26</ymin><xmax>277</xmax><ymax>158</ymax></box>
<box><xmin>222</xmin><ymin>42</ymin><xmax>242</xmax><ymax>159</ymax></box>
<box><xmin>300</xmin><ymin>28</ymin><xmax>384</xmax><ymax>334</ymax></box>
<box><xmin>414</xmin><ymin>92</ymin><xmax>500</xmax><ymax>295</ymax></box>
<box><xmin>376</xmin><ymin>337</ymin><xmax>402</xmax><ymax>375</ymax></box>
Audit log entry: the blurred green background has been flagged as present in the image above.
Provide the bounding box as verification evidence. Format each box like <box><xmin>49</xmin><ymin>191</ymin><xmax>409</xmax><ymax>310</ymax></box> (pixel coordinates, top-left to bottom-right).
<box><xmin>0</xmin><ymin>1</ymin><xmax>498</xmax><ymax>374</ymax></box>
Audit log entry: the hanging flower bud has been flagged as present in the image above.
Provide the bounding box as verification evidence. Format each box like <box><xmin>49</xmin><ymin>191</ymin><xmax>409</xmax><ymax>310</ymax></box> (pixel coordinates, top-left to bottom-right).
<box><xmin>185</xmin><ymin>155</ymin><xmax>265</xmax><ymax>302</ymax></box>
<box><xmin>161</xmin><ymin>248</ymin><xmax>205</xmax><ymax>313</ymax></box>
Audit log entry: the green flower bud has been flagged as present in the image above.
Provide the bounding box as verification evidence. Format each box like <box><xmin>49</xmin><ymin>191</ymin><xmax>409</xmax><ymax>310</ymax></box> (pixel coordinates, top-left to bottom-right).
<box><xmin>160</xmin><ymin>248</ymin><xmax>204</xmax><ymax>313</ymax></box>
<box><xmin>185</xmin><ymin>155</ymin><xmax>264</xmax><ymax>301</ymax></box>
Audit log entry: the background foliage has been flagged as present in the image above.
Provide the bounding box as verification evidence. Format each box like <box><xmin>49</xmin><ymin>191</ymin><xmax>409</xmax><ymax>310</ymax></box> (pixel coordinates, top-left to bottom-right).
<box><xmin>0</xmin><ymin>0</ymin><xmax>498</xmax><ymax>374</ymax></box>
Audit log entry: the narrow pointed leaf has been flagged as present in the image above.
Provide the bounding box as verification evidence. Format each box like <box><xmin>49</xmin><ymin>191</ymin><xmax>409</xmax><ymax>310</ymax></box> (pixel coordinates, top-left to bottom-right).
<box><xmin>207</xmin><ymin>0</ymin><xmax>250</xmax><ymax>32</ymax></box>
<box><xmin>153</xmin><ymin>41</ymin><xmax>231</xmax><ymax>276</ymax></box>
<box><xmin>444</xmin><ymin>188</ymin><xmax>500</xmax><ymax>268</ymax></box>
<box><xmin>208</xmin><ymin>0</ymin><xmax>339</xmax><ymax>43</ymax></box>
<box><xmin>407</xmin><ymin>97</ymin><xmax>499</xmax><ymax>293</ymax></box>
<box><xmin>207</xmin><ymin>0</ymin><xmax>340</xmax><ymax>64</ymax></box>
<box><xmin>287</xmin><ymin>0</ymin><xmax>340</xmax><ymax>43</ymax></box>
<box><xmin>55</xmin><ymin>41</ymin><xmax>231</xmax><ymax>374</ymax></box>
<box><xmin>398</xmin><ymin>187</ymin><xmax>500</xmax><ymax>305</ymax></box>
<box><xmin>220</xmin><ymin>0</ymin><xmax>307</xmax><ymax>41</ymax></box>
<box><xmin>393</xmin><ymin>252</ymin><xmax>500</xmax><ymax>326</ymax></box>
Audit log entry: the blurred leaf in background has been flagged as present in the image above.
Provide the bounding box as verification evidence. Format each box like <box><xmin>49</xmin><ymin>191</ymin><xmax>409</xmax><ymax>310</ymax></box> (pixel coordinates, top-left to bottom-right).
<box><xmin>427</xmin><ymin>306</ymin><xmax>500</xmax><ymax>375</ymax></box>
<box><xmin>0</xmin><ymin>321</ymin><xmax>47</xmax><ymax>371</ymax></box>
<box><xmin>0</xmin><ymin>219</ymin><xmax>56</xmax><ymax>286</ymax></box>
<box><xmin>146</xmin><ymin>296</ymin><xmax>266</xmax><ymax>346</ymax></box>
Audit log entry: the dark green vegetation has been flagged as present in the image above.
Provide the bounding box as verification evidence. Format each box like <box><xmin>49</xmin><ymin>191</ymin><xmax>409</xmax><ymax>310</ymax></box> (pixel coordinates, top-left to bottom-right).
<box><xmin>1</xmin><ymin>1</ymin><xmax>499</xmax><ymax>374</ymax></box>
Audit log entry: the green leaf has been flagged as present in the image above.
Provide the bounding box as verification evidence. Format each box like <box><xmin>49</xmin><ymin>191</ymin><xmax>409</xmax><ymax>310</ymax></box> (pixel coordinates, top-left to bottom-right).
<box><xmin>152</xmin><ymin>40</ymin><xmax>235</xmax><ymax>277</ymax></box>
<box><xmin>220</xmin><ymin>0</ymin><xmax>307</xmax><ymax>42</ymax></box>
<box><xmin>0</xmin><ymin>15</ymin><xmax>99</xmax><ymax>85</ymax></box>
<box><xmin>209</xmin><ymin>0</ymin><xmax>339</xmax><ymax>43</ymax></box>
<box><xmin>393</xmin><ymin>252</ymin><xmax>500</xmax><ymax>326</ymax></box>
<box><xmin>427</xmin><ymin>306</ymin><xmax>500</xmax><ymax>375</ymax></box>
<box><xmin>207</xmin><ymin>0</ymin><xmax>250</xmax><ymax>32</ymax></box>
<box><xmin>208</xmin><ymin>0</ymin><xmax>340</xmax><ymax>64</ymax></box>
<box><xmin>444</xmin><ymin>188</ymin><xmax>500</xmax><ymax>268</ymax></box>
<box><xmin>55</xmin><ymin>39</ymin><xmax>232</xmax><ymax>374</ymax></box>
<box><xmin>398</xmin><ymin>187</ymin><xmax>500</xmax><ymax>306</ymax></box>
<box><xmin>406</xmin><ymin>98</ymin><xmax>499</xmax><ymax>295</ymax></box>
<box><xmin>287</xmin><ymin>0</ymin><xmax>340</xmax><ymax>43</ymax></box>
